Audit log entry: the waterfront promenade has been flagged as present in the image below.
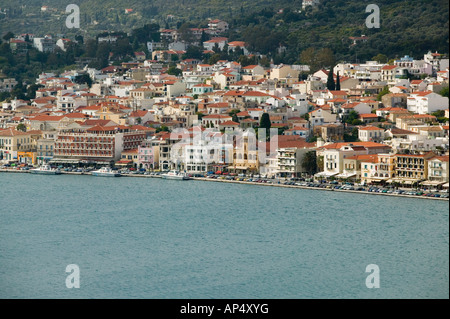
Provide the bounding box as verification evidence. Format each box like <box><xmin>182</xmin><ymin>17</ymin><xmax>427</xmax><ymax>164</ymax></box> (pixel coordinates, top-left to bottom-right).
<box><xmin>1</xmin><ymin>168</ymin><xmax>448</xmax><ymax>201</ymax></box>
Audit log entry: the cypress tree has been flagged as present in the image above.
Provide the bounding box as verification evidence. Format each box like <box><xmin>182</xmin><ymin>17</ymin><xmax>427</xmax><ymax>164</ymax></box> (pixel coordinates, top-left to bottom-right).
<box><xmin>326</xmin><ymin>68</ymin><xmax>335</xmax><ymax>91</ymax></box>
<box><xmin>259</xmin><ymin>112</ymin><xmax>271</xmax><ymax>140</ymax></box>
<box><xmin>336</xmin><ymin>71</ymin><xmax>341</xmax><ymax>91</ymax></box>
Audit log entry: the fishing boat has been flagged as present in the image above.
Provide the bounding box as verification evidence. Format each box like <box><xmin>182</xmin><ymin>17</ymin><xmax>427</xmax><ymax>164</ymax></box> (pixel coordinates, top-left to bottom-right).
<box><xmin>161</xmin><ymin>170</ymin><xmax>191</xmax><ymax>180</ymax></box>
<box><xmin>30</xmin><ymin>164</ymin><xmax>61</xmax><ymax>175</ymax></box>
<box><xmin>91</xmin><ymin>167</ymin><xmax>121</xmax><ymax>177</ymax></box>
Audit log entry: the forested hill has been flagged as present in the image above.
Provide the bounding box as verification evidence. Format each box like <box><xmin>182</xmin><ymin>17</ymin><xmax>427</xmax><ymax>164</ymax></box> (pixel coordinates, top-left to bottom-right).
<box><xmin>0</xmin><ymin>0</ymin><xmax>448</xmax><ymax>63</ymax></box>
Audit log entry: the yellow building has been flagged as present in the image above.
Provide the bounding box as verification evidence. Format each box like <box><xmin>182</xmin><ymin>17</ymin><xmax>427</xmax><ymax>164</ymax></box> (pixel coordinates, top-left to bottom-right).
<box><xmin>117</xmin><ymin>148</ymin><xmax>139</xmax><ymax>167</ymax></box>
<box><xmin>229</xmin><ymin>133</ymin><xmax>260</xmax><ymax>174</ymax></box>
<box><xmin>17</xmin><ymin>151</ymin><xmax>37</xmax><ymax>165</ymax></box>
<box><xmin>360</xmin><ymin>153</ymin><xmax>396</xmax><ymax>184</ymax></box>
<box><xmin>0</xmin><ymin>128</ymin><xmax>35</xmax><ymax>163</ymax></box>
<box><xmin>95</xmin><ymin>103</ymin><xmax>128</xmax><ymax>125</ymax></box>
<box><xmin>392</xmin><ymin>152</ymin><xmax>436</xmax><ymax>185</ymax></box>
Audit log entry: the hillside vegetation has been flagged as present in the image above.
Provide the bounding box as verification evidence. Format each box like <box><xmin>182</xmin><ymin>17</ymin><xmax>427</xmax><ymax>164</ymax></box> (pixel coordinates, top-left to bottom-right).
<box><xmin>1</xmin><ymin>1</ymin><xmax>448</xmax><ymax>60</ymax></box>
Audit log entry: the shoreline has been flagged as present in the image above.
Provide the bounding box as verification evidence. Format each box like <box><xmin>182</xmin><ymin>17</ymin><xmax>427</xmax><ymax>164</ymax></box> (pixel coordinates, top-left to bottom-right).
<box><xmin>1</xmin><ymin>168</ymin><xmax>448</xmax><ymax>201</ymax></box>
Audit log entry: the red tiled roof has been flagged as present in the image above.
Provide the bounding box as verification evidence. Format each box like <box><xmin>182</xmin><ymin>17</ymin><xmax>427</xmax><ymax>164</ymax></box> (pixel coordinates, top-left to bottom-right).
<box><xmin>321</xmin><ymin>142</ymin><xmax>390</xmax><ymax>150</ymax></box>
<box><xmin>359</xmin><ymin>126</ymin><xmax>384</xmax><ymax>130</ymax></box>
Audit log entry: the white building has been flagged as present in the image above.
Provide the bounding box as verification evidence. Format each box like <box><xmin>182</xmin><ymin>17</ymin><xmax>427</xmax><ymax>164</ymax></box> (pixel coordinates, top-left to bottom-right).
<box><xmin>203</xmin><ymin>37</ymin><xmax>228</xmax><ymax>51</ymax></box>
<box><xmin>33</xmin><ymin>36</ymin><xmax>55</xmax><ymax>53</ymax></box>
<box><xmin>407</xmin><ymin>91</ymin><xmax>449</xmax><ymax>114</ymax></box>
<box><xmin>427</xmin><ymin>155</ymin><xmax>449</xmax><ymax>183</ymax></box>
<box><xmin>358</xmin><ymin>126</ymin><xmax>385</xmax><ymax>142</ymax></box>
<box><xmin>321</xmin><ymin>144</ymin><xmax>369</xmax><ymax>178</ymax></box>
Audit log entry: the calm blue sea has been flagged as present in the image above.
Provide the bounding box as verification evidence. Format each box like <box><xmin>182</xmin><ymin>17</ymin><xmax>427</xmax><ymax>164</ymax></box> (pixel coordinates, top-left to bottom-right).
<box><xmin>0</xmin><ymin>173</ymin><xmax>448</xmax><ymax>299</ymax></box>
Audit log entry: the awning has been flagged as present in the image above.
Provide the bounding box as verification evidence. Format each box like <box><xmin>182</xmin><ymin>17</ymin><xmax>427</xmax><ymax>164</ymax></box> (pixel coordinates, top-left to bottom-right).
<box><xmin>336</xmin><ymin>173</ymin><xmax>357</xmax><ymax>179</ymax></box>
<box><xmin>227</xmin><ymin>166</ymin><xmax>249</xmax><ymax>170</ymax></box>
<box><xmin>116</xmin><ymin>160</ymin><xmax>133</xmax><ymax>166</ymax></box>
<box><xmin>49</xmin><ymin>158</ymin><xmax>81</xmax><ymax>164</ymax></box>
<box><xmin>389</xmin><ymin>179</ymin><xmax>420</xmax><ymax>184</ymax></box>
<box><xmin>315</xmin><ymin>171</ymin><xmax>339</xmax><ymax>177</ymax></box>
<box><xmin>442</xmin><ymin>183</ymin><xmax>449</xmax><ymax>188</ymax></box>
<box><xmin>371</xmin><ymin>177</ymin><xmax>389</xmax><ymax>182</ymax></box>
<box><xmin>421</xmin><ymin>181</ymin><xmax>445</xmax><ymax>186</ymax></box>
<box><xmin>403</xmin><ymin>180</ymin><xmax>421</xmax><ymax>185</ymax></box>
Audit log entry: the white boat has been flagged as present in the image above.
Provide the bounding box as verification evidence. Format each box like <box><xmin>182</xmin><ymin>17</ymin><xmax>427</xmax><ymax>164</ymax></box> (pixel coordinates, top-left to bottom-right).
<box><xmin>91</xmin><ymin>167</ymin><xmax>121</xmax><ymax>177</ymax></box>
<box><xmin>30</xmin><ymin>164</ymin><xmax>61</xmax><ymax>175</ymax></box>
<box><xmin>161</xmin><ymin>170</ymin><xmax>191</xmax><ymax>180</ymax></box>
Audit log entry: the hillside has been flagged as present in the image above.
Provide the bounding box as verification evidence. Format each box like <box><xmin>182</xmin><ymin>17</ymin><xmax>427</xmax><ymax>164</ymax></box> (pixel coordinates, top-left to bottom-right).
<box><xmin>0</xmin><ymin>0</ymin><xmax>448</xmax><ymax>64</ymax></box>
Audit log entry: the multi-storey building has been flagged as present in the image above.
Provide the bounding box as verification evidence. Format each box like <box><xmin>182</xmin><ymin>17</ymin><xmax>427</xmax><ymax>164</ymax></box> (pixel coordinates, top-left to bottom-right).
<box><xmin>0</xmin><ymin>128</ymin><xmax>35</xmax><ymax>164</ymax></box>
<box><xmin>360</xmin><ymin>153</ymin><xmax>396</xmax><ymax>184</ymax></box>
<box><xmin>36</xmin><ymin>131</ymin><xmax>57</xmax><ymax>164</ymax></box>
<box><xmin>138</xmin><ymin>139</ymin><xmax>160</xmax><ymax>170</ymax></box>
<box><xmin>426</xmin><ymin>155</ymin><xmax>449</xmax><ymax>183</ymax></box>
<box><xmin>276</xmin><ymin>147</ymin><xmax>311</xmax><ymax>178</ymax></box>
<box><xmin>393</xmin><ymin>152</ymin><xmax>435</xmax><ymax>185</ymax></box>
<box><xmin>358</xmin><ymin>126</ymin><xmax>385</xmax><ymax>142</ymax></box>
<box><xmin>52</xmin><ymin>126</ymin><xmax>146</xmax><ymax>165</ymax></box>
<box><xmin>0</xmin><ymin>77</ymin><xmax>18</xmax><ymax>92</ymax></box>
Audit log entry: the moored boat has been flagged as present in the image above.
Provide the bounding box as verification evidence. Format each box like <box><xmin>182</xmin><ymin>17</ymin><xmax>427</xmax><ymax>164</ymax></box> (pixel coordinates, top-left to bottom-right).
<box><xmin>30</xmin><ymin>164</ymin><xmax>61</xmax><ymax>175</ymax></box>
<box><xmin>161</xmin><ymin>170</ymin><xmax>191</xmax><ymax>180</ymax></box>
<box><xmin>91</xmin><ymin>167</ymin><xmax>121</xmax><ymax>177</ymax></box>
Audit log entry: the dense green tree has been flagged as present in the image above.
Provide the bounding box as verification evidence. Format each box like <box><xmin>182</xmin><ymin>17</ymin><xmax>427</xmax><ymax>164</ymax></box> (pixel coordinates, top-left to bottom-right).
<box><xmin>344</xmin><ymin>127</ymin><xmax>360</xmax><ymax>142</ymax></box>
<box><xmin>74</xmin><ymin>74</ymin><xmax>93</xmax><ymax>88</ymax></box>
<box><xmin>326</xmin><ymin>68</ymin><xmax>335</xmax><ymax>91</ymax></box>
<box><xmin>301</xmin><ymin>151</ymin><xmax>317</xmax><ymax>175</ymax></box>
<box><xmin>345</xmin><ymin>110</ymin><xmax>360</xmax><ymax>124</ymax></box>
<box><xmin>26</xmin><ymin>84</ymin><xmax>42</xmax><ymax>100</ymax></box>
<box><xmin>377</xmin><ymin>86</ymin><xmax>390</xmax><ymax>101</ymax></box>
<box><xmin>259</xmin><ymin>112</ymin><xmax>271</xmax><ymax>139</ymax></box>
<box><xmin>182</xmin><ymin>46</ymin><xmax>203</xmax><ymax>60</ymax></box>
<box><xmin>84</xmin><ymin>39</ymin><xmax>98</xmax><ymax>58</ymax></box>
<box><xmin>2</xmin><ymin>32</ymin><xmax>14</xmax><ymax>41</ymax></box>
<box><xmin>75</xmin><ymin>35</ymin><xmax>84</xmax><ymax>44</ymax></box>
<box><xmin>372</xmin><ymin>53</ymin><xmax>388</xmax><ymax>64</ymax></box>
<box><xmin>167</xmin><ymin>65</ymin><xmax>182</xmax><ymax>76</ymax></box>
<box><xmin>16</xmin><ymin>123</ymin><xmax>26</xmax><ymax>132</ymax></box>
<box><xmin>335</xmin><ymin>71</ymin><xmax>341</xmax><ymax>91</ymax></box>
<box><xmin>300</xmin><ymin>47</ymin><xmax>335</xmax><ymax>73</ymax></box>
<box><xmin>178</xmin><ymin>22</ymin><xmax>195</xmax><ymax>44</ymax></box>
<box><xmin>316</xmin><ymin>48</ymin><xmax>335</xmax><ymax>69</ymax></box>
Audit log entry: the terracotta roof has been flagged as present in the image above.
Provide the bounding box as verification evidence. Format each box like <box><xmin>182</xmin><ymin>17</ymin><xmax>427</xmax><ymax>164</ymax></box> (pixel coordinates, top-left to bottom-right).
<box><xmin>359</xmin><ymin>114</ymin><xmax>379</xmax><ymax>118</ymax></box>
<box><xmin>359</xmin><ymin>126</ymin><xmax>384</xmax><ymax>130</ymax></box>
<box><xmin>219</xmin><ymin>120</ymin><xmax>239</xmax><ymax>126</ymax></box>
<box><xmin>430</xmin><ymin>155</ymin><xmax>449</xmax><ymax>162</ymax></box>
<box><xmin>202</xmin><ymin>114</ymin><xmax>231</xmax><ymax>119</ymax></box>
<box><xmin>29</xmin><ymin>115</ymin><xmax>64</xmax><ymax>121</ymax></box>
<box><xmin>346</xmin><ymin>154</ymin><xmax>378</xmax><ymax>162</ymax></box>
<box><xmin>321</xmin><ymin>142</ymin><xmax>390</xmax><ymax>150</ymax></box>
<box><xmin>381</xmin><ymin>65</ymin><xmax>397</xmax><ymax>70</ymax></box>
<box><xmin>243</xmin><ymin>91</ymin><xmax>269</xmax><ymax>97</ymax></box>
<box><xmin>0</xmin><ymin>128</ymin><xmax>30</xmax><ymax>136</ymax></box>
